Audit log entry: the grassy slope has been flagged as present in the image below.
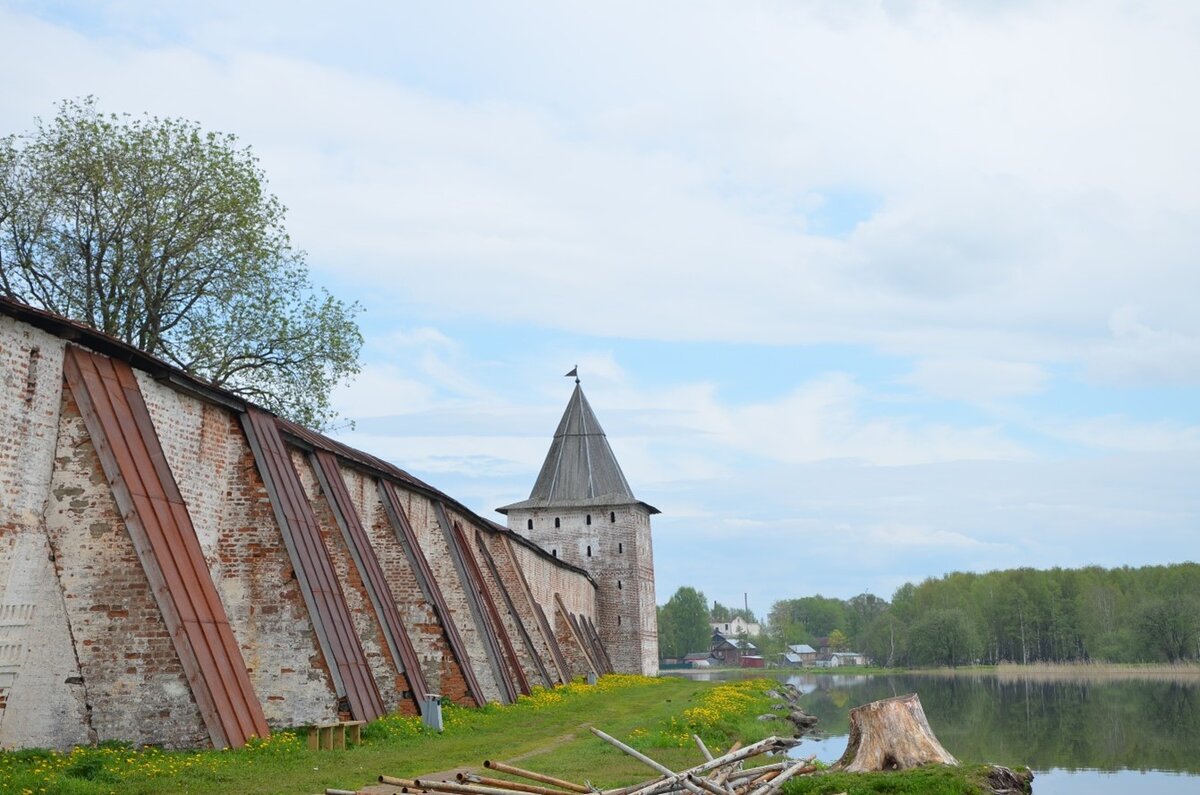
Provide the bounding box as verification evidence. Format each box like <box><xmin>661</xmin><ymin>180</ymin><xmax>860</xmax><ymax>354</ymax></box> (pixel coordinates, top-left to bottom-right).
<box><xmin>0</xmin><ymin>677</ymin><xmax>791</xmax><ymax>795</ymax></box>
<box><xmin>0</xmin><ymin>676</ymin><xmax>1015</xmax><ymax>795</ymax></box>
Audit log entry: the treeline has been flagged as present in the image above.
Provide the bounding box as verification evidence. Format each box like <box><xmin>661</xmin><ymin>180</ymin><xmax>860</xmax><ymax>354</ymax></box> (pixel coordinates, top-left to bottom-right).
<box><xmin>760</xmin><ymin>563</ymin><xmax>1200</xmax><ymax>666</ymax></box>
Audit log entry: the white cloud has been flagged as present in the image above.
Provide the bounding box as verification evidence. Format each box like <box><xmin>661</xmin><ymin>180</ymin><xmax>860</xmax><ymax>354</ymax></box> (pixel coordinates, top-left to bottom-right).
<box><xmin>1041</xmin><ymin>415</ymin><xmax>1200</xmax><ymax>454</ymax></box>
<box><xmin>1088</xmin><ymin>307</ymin><xmax>1200</xmax><ymax>385</ymax></box>
<box><xmin>902</xmin><ymin>358</ymin><xmax>1047</xmax><ymax>403</ymax></box>
<box><xmin>710</xmin><ymin>374</ymin><xmax>1028</xmax><ymax>466</ymax></box>
<box><xmin>5</xmin><ymin>2</ymin><xmax>1200</xmax><ymax>379</ymax></box>
<box><xmin>330</xmin><ymin>363</ymin><xmax>437</xmax><ymax>418</ymax></box>
<box><xmin>4</xmin><ymin>2</ymin><xmax>1200</xmax><ymax>611</ymax></box>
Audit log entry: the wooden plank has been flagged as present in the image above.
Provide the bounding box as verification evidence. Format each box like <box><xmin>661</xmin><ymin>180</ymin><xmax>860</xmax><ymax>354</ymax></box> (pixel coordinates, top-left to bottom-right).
<box><xmin>554</xmin><ymin>593</ymin><xmax>599</xmax><ymax>678</ymax></box>
<box><xmin>239</xmin><ymin>412</ymin><xmax>346</xmax><ymax>703</ymax></box>
<box><xmin>473</xmin><ymin>530</ymin><xmax>553</xmax><ymax>688</ymax></box>
<box><xmin>62</xmin><ymin>346</ymin><xmax>268</xmax><ymax>748</ymax></box>
<box><xmin>532</xmin><ymin>602</ymin><xmax>571</xmax><ymax>685</ymax></box>
<box><xmin>435</xmin><ymin>503</ymin><xmax>516</xmax><ymax>704</ymax></box>
<box><xmin>239</xmin><ymin>408</ymin><xmax>385</xmax><ymax>722</ymax></box>
<box><xmin>311</xmin><ymin>449</ymin><xmax>429</xmax><ymax>708</ymax></box>
<box><xmin>583</xmin><ymin>616</ymin><xmax>615</xmax><ymax>674</ymax></box>
<box><xmin>376</xmin><ymin>479</ymin><xmax>486</xmax><ymax>706</ymax></box>
<box><xmin>504</xmin><ymin>538</ymin><xmax>570</xmax><ymax>684</ymax></box>
<box><xmin>256</xmin><ymin>417</ymin><xmax>374</xmax><ymax>715</ymax></box>
<box><xmin>452</xmin><ymin>520</ymin><xmax>529</xmax><ymax>697</ymax></box>
<box><xmin>68</xmin><ymin>351</ymin><xmax>233</xmax><ymax>744</ymax></box>
<box><xmin>101</xmin><ymin>357</ymin><xmax>264</xmax><ymax>740</ymax></box>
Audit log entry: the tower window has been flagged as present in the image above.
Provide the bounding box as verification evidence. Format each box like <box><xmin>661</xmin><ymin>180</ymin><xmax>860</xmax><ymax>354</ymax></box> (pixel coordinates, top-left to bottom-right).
<box><xmin>618</xmin><ymin>615</ymin><xmax>622</xmax><ymax>626</ymax></box>
<box><xmin>527</xmin><ymin>519</ymin><xmax>533</xmax><ymax>530</ymax></box>
<box><xmin>618</xmin><ymin>580</ymin><xmax>622</xmax><ymax>590</ymax></box>
<box><xmin>587</xmin><ymin>545</ymin><xmax>592</xmax><ymax>557</ymax></box>
<box><xmin>586</xmin><ymin>514</ymin><xmax>591</xmax><ymax>525</ymax></box>
<box><xmin>552</xmin><ymin>549</ymin><xmax>557</xmax><ymax>557</ymax></box>
<box><xmin>618</xmin><ymin>542</ymin><xmax>623</xmax><ymax>554</ymax></box>
<box><xmin>554</xmin><ymin>517</ymin><xmax>560</xmax><ymax>528</ymax></box>
<box><xmin>610</xmin><ymin>511</ymin><xmax>615</xmax><ymax>523</ymax></box>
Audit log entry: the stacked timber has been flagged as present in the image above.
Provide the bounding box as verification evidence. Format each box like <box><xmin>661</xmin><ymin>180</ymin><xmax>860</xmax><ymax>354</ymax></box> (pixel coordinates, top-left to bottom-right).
<box><xmin>345</xmin><ymin>732</ymin><xmax>808</xmax><ymax>795</ymax></box>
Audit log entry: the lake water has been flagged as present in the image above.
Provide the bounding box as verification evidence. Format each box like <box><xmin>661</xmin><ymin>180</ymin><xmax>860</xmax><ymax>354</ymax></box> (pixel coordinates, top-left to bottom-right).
<box><xmin>676</xmin><ymin>670</ymin><xmax>1200</xmax><ymax>794</ymax></box>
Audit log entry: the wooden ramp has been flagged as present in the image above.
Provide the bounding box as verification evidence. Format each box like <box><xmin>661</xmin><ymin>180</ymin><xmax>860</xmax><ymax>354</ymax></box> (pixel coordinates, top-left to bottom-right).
<box><xmin>311</xmin><ymin>448</ymin><xmax>429</xmax><ymax>708</ymax></box>
<box><xmin>241</xmin><ymin>408</ymin><xmax>385</xmax><ymax>722</ymax></box>
<box><xmin>62</xmin><ymin>346</ymin><xmax>269</xmax><ymax>748</ymax></box>
<box><xmin>378</xmin><ymin>478</ymin><xmax>487</xmax><ymax>706</ymax></box>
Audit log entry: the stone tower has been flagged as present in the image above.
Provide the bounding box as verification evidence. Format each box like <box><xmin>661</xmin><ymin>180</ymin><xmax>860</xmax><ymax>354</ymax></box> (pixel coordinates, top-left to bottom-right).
<box><xmin>498</xmin><ymin>383</ymin><xmax>659</xmax><ymax>675</ymax></box>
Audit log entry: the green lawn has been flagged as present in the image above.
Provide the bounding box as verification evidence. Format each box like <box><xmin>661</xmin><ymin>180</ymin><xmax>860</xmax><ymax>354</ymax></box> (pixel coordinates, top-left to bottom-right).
<box><xmin>0</xmin><ymin>675</ymin><xmax>1020</xmax><ymax>795</ymax></box>
<box><xmin>0</xmin><ymin>676</ymin><xmax>792</xmax><ymax>795</ymax></box>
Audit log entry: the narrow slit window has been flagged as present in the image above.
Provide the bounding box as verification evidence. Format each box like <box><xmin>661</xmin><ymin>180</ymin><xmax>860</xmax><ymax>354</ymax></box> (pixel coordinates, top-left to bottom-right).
<box><xmin>618</xmin><ymin>542</ymin><xmax>623</xmax><ymax>554</ymax></box>
<box><xmin>617</xmin><ymin>580</ymin><xmax>622</xmax><ymax>590</ymax></box>
<box><xmin>587</xmin><ymin>545</ymin><xmax>592</xmax><ymax>557</ymax></box>
<box><xmin>610</xmin><ymin>511</ymin><xmax>615</xmax><ymax>523</ymax></box>
<box><xmin>586</xmin><ymin>514</ymin><xmax>592</xmax><ymax>525</ymax></box>
<box><xmin>527</xmin><ymin>519</ymin><xmax>533</xmax><ymax>530</ymax></box>
<box><xmin>554</xmin><ymin>517</ymin><xmax>560</xmax><ymax>528</ymax></box>
<box><xmin>618</xmin><ymin>615</ymin><xmax>622</xmax><ymax>626</ymax></box>
<box><xmin>552</xmin><ymin>549</ymin><xmax>557</xmax><ymax>557</ymax></box>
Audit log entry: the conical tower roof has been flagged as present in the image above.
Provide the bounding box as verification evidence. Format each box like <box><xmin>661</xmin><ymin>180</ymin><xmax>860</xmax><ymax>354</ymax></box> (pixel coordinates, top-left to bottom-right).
<box><xmin>498</xmin><ymin>384</ymin><xmax>658</xmax><ymax>514</ymax></box>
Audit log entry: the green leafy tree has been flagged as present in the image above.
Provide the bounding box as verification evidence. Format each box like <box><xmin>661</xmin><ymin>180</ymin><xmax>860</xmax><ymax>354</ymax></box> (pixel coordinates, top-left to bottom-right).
<box><xmin>658</xmin><ymin>586</ymin><xmax>711</xmax><ymax>660</ymax></box>
<box><xmin>1135</xmin><ymin>597</ymin><xmax>1199</xmax><ymax>662</ymax></box>
<box><xmin>908</xmin><ymin>608</ymin><xmax>979</xmax><ymax>667</ymax></box>
<box><xmin>828</xmin><ymin>628</ymin><xmax>850</xmax><ymax>651</ymax></box>
<box><xmin>0</xmin><ymin>97</ymin><xmax>361</xmax><ymax>427</ymax></box>
<box><xmin>768</xmin><ymin>595</ymin><xmax>847</xmax><ymax>644</ymax></box>
<box><xmin>860</xmin><ymin>611</ymin><xmax>906</xmax><ymax>667</ymax></box>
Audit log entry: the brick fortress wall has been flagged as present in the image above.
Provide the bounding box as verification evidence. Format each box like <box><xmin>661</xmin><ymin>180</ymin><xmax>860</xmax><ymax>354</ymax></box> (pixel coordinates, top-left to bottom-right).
<box><xmin>0</xmin><ymin>309</ymin><xmax>600</xmax><ymax>750</ymax></box>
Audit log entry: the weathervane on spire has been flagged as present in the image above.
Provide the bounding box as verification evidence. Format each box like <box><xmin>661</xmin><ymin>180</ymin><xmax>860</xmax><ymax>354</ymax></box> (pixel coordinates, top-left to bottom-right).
<box><xmin>565</xmin><ymin>365</ymin><xmax>579</xmax><ymax>384</ymax></box>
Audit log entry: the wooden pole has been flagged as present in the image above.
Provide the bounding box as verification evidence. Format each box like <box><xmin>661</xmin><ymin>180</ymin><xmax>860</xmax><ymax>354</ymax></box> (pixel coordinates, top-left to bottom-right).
<box><xmin>708</xmin><ymin>741</ymin><xmax>744</xmax><ymax>787</ymax></box>
<box><xmin>598</xmin><ymin>779</ymin><xmax>664</xmax><ymax>795</ymax></box>
<box><xmin>484</xmin><ymin>761</ymin><xmax>590</xmax><ymax>793</ymax></box>
<box><xmin>417</xmin><ymin>778</ymin><xmax>576</xmax><ymax>795</ymax></box>
<box><xmin>380</xmin><ymin>776</ymin><xmax>423</xmax><ymax>788</ymax></box>
<box><xmin>588</xmin><ymin>726</ymin><xmax>717</xmax><ymax>795</ymax></box>
<box><xmin>621</xmin><ymin>736</ymin><xmax>795</xmax><ymax>795</ymax></box>
<box><xmin>460</xmin><ymin>773</ymin><xmax>578</xmax><ymax>795</ymax></box>
<box><xmin>684</xmin><ymin>773</ymin><xmax>734</xmax><ymax>795</ymax></box>
<box><xmin>725</xmin><ymin>763</ymin><xmax>787</xmax><ymax>782</ymax></box>
<box><xmin>693</xmin><ymin>735</ymin><xmax>714</xmax><ymax>762</ymax></box>
<box><xmin>745</xmin><ymin>758</ymin><xmax>817</xmax><ymax>795</ymax></box>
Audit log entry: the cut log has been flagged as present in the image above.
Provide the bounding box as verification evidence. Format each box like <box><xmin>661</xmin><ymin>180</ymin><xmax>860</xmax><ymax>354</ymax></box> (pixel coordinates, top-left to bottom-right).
<box><xmin>833</xmin><ymin>693</ymin><xmax>958</xmax><ymax>772</ymax></box>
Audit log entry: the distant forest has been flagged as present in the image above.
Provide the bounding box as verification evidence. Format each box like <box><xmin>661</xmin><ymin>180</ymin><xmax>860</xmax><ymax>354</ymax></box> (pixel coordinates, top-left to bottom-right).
<box><xmin>748</xmin><ymin>563</ymin><xmax>1200</xmax><ymax>666</ymax></box>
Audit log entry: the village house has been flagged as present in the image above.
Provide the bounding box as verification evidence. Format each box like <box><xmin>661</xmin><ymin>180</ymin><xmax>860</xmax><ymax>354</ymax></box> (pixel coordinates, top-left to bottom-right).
<box><xmin>709</xmin><ymin>615</ymin><xmax>761</xmax><ymax>637</ymax></box>
<box><xmin>780</xmin><ymin>643</ymin><xmax>818</xmax><ymax>667</ymax></box>
<box><xmin>709</xmin><ymin>630</ymin><xmax>760</xmax><ymax>667</ymax></box>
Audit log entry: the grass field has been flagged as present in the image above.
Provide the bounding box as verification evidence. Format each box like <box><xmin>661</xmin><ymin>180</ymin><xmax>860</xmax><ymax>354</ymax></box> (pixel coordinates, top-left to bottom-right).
<box><xmin>0</xmin><ymin>674</ymin><xmax>1021</xmax><ymax>795</ymax></box>
<box><xmin>0</xmin><ymin>676</ymin><xmax>793</xmax><ymax>795</ymax></box>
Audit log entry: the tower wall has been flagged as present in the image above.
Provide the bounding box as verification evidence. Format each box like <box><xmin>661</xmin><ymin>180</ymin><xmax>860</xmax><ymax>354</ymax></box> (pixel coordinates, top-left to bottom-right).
<box><xmin>508</xmin><ymin>504</ymin><xmax>658</xmax><ymax>675</ymax></box>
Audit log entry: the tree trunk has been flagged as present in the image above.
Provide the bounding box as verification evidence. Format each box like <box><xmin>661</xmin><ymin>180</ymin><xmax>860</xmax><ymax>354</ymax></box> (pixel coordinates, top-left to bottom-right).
<box><xmin>833</xmin><ymin>693</ymin><xmax>958</xmax><ymax>772</ymax></box>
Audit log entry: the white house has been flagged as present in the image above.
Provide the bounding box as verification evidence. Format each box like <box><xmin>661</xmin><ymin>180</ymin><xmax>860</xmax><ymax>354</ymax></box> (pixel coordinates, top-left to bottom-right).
<box><xmin>710</xmin><ymin>615</ymin><xmax>761</xmax><ymax>637</ymax></box>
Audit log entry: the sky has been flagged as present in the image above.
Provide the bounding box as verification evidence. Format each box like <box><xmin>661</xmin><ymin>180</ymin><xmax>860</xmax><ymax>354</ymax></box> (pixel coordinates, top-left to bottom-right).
<box><xmin>3</xmin><ymin>0</ymin><xmax>1199</xmax><ymax>618</ymax></box>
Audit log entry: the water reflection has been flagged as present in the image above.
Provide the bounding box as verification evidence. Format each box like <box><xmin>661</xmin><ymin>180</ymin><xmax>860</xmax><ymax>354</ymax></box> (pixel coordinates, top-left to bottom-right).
<box><xmin>781</xmin><ymin>672</ymin><xmax>1200</xmax><ymax>774</ymax></box>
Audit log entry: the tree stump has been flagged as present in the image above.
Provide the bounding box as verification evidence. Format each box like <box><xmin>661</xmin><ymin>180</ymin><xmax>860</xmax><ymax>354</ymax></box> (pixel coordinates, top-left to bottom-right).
<box><xmin>833</xmin><ymin>693</ymin><xmax>958</xmax><ymax>772</ymax></box>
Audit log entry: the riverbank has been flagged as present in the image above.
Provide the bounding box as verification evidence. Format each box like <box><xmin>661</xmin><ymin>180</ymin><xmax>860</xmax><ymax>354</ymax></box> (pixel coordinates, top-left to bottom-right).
<box><xmin>0</xmin><ymin>675</ymin><xmax>1019</xmax><ymax>795</ymax></box>
<box><xmin>911</xmin><ymin>661</ymin><xmax>1200</xmax><ymax>682</ymax></box>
